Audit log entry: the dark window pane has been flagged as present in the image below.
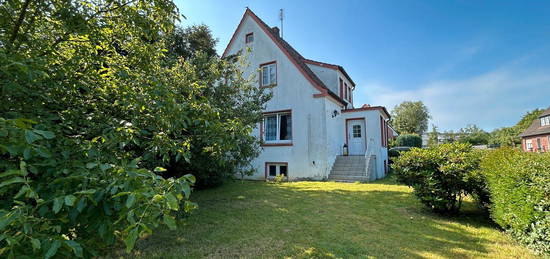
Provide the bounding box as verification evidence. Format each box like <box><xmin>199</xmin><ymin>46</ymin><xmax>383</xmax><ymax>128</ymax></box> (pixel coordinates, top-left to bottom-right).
<box><xmin>280</xmin><ymin>114</ymin><xmax>292</xmax><ymax>140</ymax></box>
<box><xmin>353</xmin><ymin>125</ymin><xmax>361</xmax><ymax>138</ymax></box>
<box><xmin>246</xmin><ymin>33</ymin><xmax>254</xmax><ymax>43</ymax></box>
<box><xmin>279</xmin><ymin>165</ymin><xmax>287</xmax><ymax>176</ymax></box>
<box><xmin>269</xmin><ymin>165</ymin><xmax>277</xmax><ymax>176</ymax></box>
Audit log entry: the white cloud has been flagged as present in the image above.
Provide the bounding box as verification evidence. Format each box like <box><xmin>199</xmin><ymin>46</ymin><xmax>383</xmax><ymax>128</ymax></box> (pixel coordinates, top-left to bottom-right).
<box><xmin>356</xmin><ymin>68</ymin><xmax>550</xmax><ymax>131</ymax></box>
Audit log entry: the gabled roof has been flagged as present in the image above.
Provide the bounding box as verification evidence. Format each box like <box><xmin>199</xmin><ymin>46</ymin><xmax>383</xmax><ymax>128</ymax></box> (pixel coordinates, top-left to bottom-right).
<box><xmin>222</xmin><ymin>8</ymin><xmax>346</xmax><ymax>105</ymax></box>
<box><xmin>519</xmin><ymin>106</ymin><xmax>550</xmax><ymax>137</ymax></box>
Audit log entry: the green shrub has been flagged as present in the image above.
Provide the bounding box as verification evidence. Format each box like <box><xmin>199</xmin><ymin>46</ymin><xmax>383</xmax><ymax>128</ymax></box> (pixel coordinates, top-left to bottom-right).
<box><xmin>392</xmin><ymin>143</ymin><xmax>481</xmax><ymax>214</ymax></box>
<box><xmin>388</xmin><ymin>149</ymin><xmax>401</xmax><ymax>158</ymax></box>
<box><xmin>395</xmin><ymin>134</ymin><xmax>422</xmax><ymax>148</ymax></box>
<box><xmin>0</xmin><ymin>0</ymin><xmax>267</xmax><ymax>257</ymax></box>
<box><xmin>0</xmin><ymin>119</ymin><xmax>196</xmax><ymax>258</ymax></box>
<box><xmin>480</xmin><ymin>148</ymin><xmax>550</xmax><ymax>255</ymax></box>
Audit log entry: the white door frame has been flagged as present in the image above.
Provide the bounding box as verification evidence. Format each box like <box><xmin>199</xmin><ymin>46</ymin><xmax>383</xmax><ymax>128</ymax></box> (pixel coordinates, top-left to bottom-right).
<box><xmin>346</xmin><ymin>118</ymin><xmax>366</xmax><ymax>155</ymax></box>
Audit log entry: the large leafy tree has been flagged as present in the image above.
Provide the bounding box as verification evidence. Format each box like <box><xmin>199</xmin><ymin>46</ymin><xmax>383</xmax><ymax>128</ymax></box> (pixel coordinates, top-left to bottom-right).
<box><xmin>166</xmin><ymin>24</ymin><xmax>218</xmax><ymax>61</ymax></box>
<box><xmin>457</xmin><ymin>124</ymin><xmax>490</xmax><ymax>145</ymax></box>
<box><xmin>0</xmin><ymin>0</ymin><xmax>268</xmax><ymax>257</ymax></box>
<box><xmin>390</xmin><ymin>101</ymin><xmax>431</xmax><ymax>135</ymax></box>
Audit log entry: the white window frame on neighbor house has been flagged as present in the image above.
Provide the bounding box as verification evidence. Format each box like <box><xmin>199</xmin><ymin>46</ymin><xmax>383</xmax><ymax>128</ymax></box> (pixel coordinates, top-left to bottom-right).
<box><xmin>260</xmin><ymin>61</ymin><xmax>277</xmax><ymax>87</ymax></box>
<box><xmin>261</xmin><ymin>110</ymin><xmax>292</xmax><ymax>146</ymax></box>
<box><xmin>526</xmin><ymin>139</ymin><xmax>533</xmax><ymax>151</ymax></box>
<box><xmin>265</xmin><ymin>162</ymin><xmax>288</xmax><ymax>179</ymax></box>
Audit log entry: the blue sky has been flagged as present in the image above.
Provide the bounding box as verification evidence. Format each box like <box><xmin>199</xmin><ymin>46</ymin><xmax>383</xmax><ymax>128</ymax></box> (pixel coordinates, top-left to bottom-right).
<box><xmin>175</xmin><ymin>0</ymin><xmax>550</xmax><ymax>131</ymax></box>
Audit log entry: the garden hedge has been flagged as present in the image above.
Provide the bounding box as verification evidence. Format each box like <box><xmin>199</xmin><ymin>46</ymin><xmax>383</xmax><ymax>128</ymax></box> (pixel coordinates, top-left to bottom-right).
<box><xmin>395</xmin><ymin>134</ymin><xmax>422</xmax><ymax>148</ymax></box>
<box><xmin>480</xmin><ymin>148</ymin><xmax>550</xmax><ymax>255</ymax></box>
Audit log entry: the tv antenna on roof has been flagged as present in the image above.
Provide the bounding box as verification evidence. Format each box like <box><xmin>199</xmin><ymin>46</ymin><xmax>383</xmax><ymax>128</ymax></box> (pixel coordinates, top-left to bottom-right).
<box><xmin>279</xmin><ymin>8</ymin><xmax>284</xmax><ymax>38</ymax></box>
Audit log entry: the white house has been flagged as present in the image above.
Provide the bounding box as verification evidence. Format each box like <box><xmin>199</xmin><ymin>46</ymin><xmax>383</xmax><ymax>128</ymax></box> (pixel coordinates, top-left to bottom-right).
<box><xmin>224</xmin><ymin>9</ymin><xmax>391</xmax><ymax>181</ymax></box>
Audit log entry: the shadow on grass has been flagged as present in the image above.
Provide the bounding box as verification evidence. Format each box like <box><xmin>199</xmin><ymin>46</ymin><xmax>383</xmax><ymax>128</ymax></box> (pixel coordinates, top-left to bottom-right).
<box><xmin>119</xmin><ymin>180</ymin><xmax>524</xmax><ymax>259</ymax></box>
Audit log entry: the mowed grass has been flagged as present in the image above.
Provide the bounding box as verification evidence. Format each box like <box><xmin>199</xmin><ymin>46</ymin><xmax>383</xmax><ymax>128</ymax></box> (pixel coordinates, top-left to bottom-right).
<box><xmin>118</xmin><ymin>176</ymin><xmax>539</xmax><ymax>258</ymax></box>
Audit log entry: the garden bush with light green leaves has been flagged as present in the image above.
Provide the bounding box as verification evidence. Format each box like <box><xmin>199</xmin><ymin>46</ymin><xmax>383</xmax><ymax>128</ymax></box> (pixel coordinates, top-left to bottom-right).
<box><xmin>0</xmin><ymin>118</ymin><xmax>195</xmax><ymax>258</ymax></box>
<box><xmin>392</xmin><ymin>143</ymin><xmax>482</xmax><ymax>214</ymax></box>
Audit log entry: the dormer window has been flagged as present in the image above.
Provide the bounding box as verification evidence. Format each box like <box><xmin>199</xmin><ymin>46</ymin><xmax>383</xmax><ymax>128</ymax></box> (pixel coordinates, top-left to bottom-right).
<box><xmin>541</xmin><ymin>116</ymin><xmax>550</xmax><ymax>126</ymax></box>
<box><xmin>260</xmin><ymin>61</ymin><xmax>276</xmax><ymax>87</ymax></box>
<box><xmin>245</xmin><ymin>33</ymin><xmax>254</xmax><ymax>44</ymax></box>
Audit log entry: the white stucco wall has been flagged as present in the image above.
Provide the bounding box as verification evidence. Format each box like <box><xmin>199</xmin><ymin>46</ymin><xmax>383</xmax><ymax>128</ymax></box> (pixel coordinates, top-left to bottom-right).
<box><xmin>225</xmin><ymin>15</ymin><xmax>332</xmax><ymax>180</ymax></box>
<box><xmin>306</xmin><ymin>64</ymin><xmax>338</xmax><ymax>94</ymax></box>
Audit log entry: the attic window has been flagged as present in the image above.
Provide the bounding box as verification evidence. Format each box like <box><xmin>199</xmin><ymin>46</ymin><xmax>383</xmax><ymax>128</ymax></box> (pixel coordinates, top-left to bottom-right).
<box><xmin>245</xmin><ymin>33</ymin><xmax>254</xmax><ymax>44</ymax></box>
<box><xmin>541</xmin><ymin>116</ymin><xmax>550</xmax><ymax>126</ymax></box>
<box><xmin>260</xmin><ymin>61</ymin><xmax>277</xmax><ymax>87</ymax></box>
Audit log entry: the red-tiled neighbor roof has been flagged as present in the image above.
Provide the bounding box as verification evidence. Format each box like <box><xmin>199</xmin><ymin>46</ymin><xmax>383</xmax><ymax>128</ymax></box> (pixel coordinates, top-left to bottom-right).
<box><xmin>519</xmin><ymin>106</ymin><xmax>550</xmax><ymax>137</ymax></box>
<box><xmin>222</xmin><ymin>8</ymin><xmax>347</xmax><ymax>105</ymax></box>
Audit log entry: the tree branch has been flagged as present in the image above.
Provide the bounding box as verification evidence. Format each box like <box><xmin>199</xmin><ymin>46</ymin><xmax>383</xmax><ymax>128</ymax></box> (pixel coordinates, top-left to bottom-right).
<box><xmin>9</xmin><ymin>0</ymin><xmax>32</xmax><ymax>45</ymax></box>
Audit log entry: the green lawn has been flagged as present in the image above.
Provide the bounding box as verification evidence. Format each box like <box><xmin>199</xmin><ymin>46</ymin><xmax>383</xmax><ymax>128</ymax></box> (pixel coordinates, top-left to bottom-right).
<box><xmin>117</xmin><ymin>176</ymin><xmax>539</xmax><ymax>258</ymax></box>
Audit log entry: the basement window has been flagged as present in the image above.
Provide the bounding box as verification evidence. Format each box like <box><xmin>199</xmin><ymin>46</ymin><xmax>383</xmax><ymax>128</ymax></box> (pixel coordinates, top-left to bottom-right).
<box><xmin>266</xmin><ymin>163</ymin><xmax>288</xmax><ymax>178</ymax></box>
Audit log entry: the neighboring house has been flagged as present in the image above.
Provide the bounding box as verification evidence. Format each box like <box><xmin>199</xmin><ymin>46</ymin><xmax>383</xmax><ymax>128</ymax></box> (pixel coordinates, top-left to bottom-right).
<box><xmin>519</xmin><ymin>106</ymin><xmax>550</xmax><ymax>152</ymax></box>
<box><xmin>223</xmin><ymin>9</ymin><xmax>390</xmax><ymax>181</ymax></box>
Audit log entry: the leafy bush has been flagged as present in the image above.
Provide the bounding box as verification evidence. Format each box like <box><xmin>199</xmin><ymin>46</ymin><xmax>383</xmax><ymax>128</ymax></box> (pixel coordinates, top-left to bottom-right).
<box><xmin>0</xmin><ymin>0</ymin><xmax>268</xmax><ymax>257</ymax></box>
<box><xmin>388</xmin><ymin>149</ymin><xmax>401</xmax><ymax>159</ymax></box>
<box><xmin>479</xmin><ymin>148</ymin><xmax>550</xmax><ymax>255</ymax></box>
<box><xmin>392</xmin><ymin>143</ymin><xmax>481</xmax><ymax>214</ymax></box>
<box><xmin>0</xmin><ymin>118</ymin><xmax>196</xmax><ymax>257</ymax></box>
<box><xmin>395</xmin><ymin>134</ymin><xmax>422</xmax><ymax>148</ymax></box>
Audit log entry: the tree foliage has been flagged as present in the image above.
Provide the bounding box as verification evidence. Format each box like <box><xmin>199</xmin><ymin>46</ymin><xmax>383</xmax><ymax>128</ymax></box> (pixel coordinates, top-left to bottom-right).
<box><xmin>489</xmin><ymin>109</ymin><xmax>543</xmax><ymax>147</ymax></box>
<box><xmin>427</xmin><ymin>125</ymin><xmax>439</xmax><ymax>147</ymax></box>
<box><xmin>0</xmin><ymin>0</ymin><xmax>268</xmax><ymax>257</ymax></box>
<box><xmin>457</xmin><ymin>124</ymin><xmax>490</xmax><ymax>145</ymax></box>
<box><xmin>395</xmin><ymin>134</ymin><xmax>422</xmax><ymax>148</ymax></box>
<box><xmin>390</xmin><ymin>101</ymin><xmax>430</xmax><ymax>135</ymax></box>
<box><xmin>165</xmin><ymin>24</ymin><xmax>218</xmax><ymax>61</ymax></box>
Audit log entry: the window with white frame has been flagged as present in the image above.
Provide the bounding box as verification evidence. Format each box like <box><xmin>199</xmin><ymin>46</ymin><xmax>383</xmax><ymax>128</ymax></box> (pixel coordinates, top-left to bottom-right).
<box><xmin>267</xmin><ymin>163</ymin><xmax>288</xmax><ymax>178</ymax></box>
<box><xmin>526</xmin><ymin>139</ymin><xmax>533</xmax><ymax>150</ymax></box>
<box><xmin>263</xmin><ymin>112</ymin><xmax>292</xmax><ymax>142</ymax></box>
<box><xmin>260</xmin><ymin>62</ymin><xmax>276</xmax><ymax>87</ymax></box>
<box><xmin>541</xmin><ymin>116</ymin><xmax>550</xmax><ymax>126</ymax></box>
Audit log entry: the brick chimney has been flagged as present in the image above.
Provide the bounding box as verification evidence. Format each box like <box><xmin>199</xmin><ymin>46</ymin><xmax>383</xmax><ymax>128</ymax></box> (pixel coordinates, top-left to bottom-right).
<box><xmin>271</xmin><ymin>26</ymin><xmax>280</xmax><ymax>36</ymax></box>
